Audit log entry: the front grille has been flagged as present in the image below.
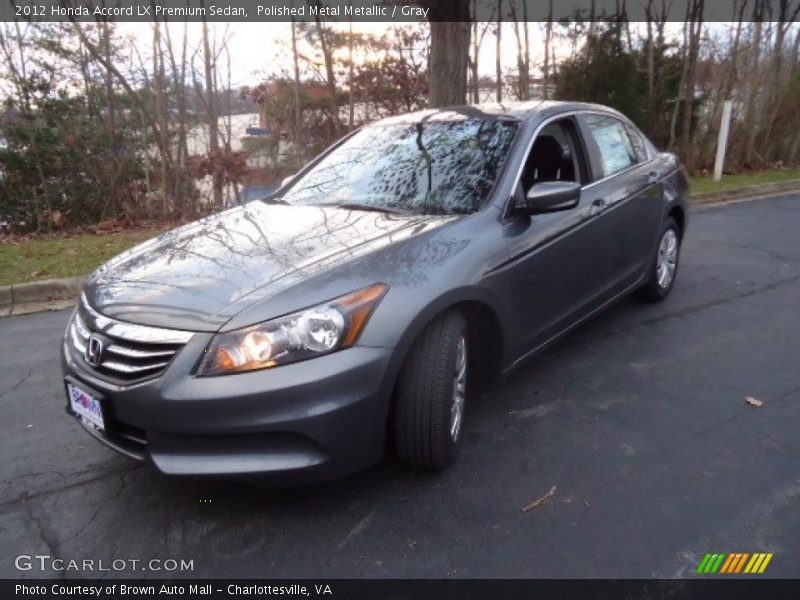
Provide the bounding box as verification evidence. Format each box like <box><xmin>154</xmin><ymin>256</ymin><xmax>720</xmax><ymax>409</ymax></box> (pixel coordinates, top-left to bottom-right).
<box><xmin>68</xmin><ymin>294</ymin><xmax>194</xmax><ymax>384</ymax></box>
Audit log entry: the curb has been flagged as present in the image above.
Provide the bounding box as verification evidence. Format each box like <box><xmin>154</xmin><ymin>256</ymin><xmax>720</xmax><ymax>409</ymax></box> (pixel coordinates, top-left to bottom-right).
<box><xmin>0</xmin><ymin>276</ymin><xmax>85</xmax><ymax>317</ymax></box>
<box><xmin>691</xmin><ymin>178</ymin><xmax>800</xmax><ymax>205</ymax></box>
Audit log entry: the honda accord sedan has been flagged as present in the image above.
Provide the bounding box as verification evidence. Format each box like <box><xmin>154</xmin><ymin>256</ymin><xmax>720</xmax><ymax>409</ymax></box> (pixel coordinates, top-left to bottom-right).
<box><xmin>62</xmin><ymin>101</ymin><xmax>688</xmax><ymax>483</ymax></box>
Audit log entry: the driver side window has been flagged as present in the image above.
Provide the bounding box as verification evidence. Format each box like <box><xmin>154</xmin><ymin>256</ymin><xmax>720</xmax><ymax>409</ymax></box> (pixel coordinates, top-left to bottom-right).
<box><xmin>520</xmin><ymin>119</ymin><xmax>586</xmax><ymax>194</ymax></box>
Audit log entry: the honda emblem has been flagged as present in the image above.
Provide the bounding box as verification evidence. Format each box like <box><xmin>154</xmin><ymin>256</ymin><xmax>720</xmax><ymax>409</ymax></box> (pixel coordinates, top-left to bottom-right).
<box><xmin>85</xmin><ymin>335</ymin><xmax>104</xmax><ymax>367</ymax></box>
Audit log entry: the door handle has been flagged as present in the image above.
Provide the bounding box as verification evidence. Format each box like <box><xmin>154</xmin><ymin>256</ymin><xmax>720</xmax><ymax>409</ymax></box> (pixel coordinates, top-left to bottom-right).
<box><xmin>590</xmin><ymin>198</ymin><xmax>607</xmax><ymax>216</ymax></box>
<box><xmin>647</xmin><ymin>171</ymin><xmax>659</xmax><ymax>185</ymax></box>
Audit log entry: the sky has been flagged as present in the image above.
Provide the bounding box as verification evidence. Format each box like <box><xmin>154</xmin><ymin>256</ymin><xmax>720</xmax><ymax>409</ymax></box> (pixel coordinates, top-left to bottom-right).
<box><xmin>116</xmin><ymin>21</ymin><xmax>577</xmax><ymax>89</ymax></box>
<box><xmin>1</xmin><ymin>20</ymin><xmax>693</xmax><ymax>105</ymax></box>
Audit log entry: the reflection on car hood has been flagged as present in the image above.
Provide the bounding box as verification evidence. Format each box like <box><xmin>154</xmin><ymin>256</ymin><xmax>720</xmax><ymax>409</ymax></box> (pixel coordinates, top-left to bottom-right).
<box><xmin>85</xmin><ymin>203</ymin><xmax>455</xmax><ymax>331</ymax></box>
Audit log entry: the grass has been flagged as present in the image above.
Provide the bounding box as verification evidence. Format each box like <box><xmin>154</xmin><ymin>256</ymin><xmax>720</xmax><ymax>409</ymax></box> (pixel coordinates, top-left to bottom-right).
<box><xmin>690</xmin><ymin>167</ymin><xmax>800</xmax><ymax>195</ymax></box>
<box><xmin>0</xmin><ymin>228</ymin><xmax>163</xmax><ymax>286</ymax></box>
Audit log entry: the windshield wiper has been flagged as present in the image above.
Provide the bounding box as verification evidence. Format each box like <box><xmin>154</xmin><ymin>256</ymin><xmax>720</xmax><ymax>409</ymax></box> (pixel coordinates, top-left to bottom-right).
<box><xmin>260</xmin><ymin>196</ymin><xmax>289</xmax><ymax>205</ymax></box>
<box><xmin>331</xmin><ymin>202</ymin><xmax>411</xmax><ymax>216</ymax></box>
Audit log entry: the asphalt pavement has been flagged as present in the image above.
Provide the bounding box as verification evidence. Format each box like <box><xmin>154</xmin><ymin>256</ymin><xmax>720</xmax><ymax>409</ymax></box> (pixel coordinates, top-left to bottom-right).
<box><xmin>1</xmin><ymin>194</ymin><xmax>799</xmax><ymax>579</ymax></box>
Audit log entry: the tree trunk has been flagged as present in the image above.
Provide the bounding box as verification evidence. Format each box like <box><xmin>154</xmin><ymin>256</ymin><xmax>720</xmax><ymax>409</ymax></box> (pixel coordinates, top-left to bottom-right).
<box><xmin>522</xmin><ymin>0</ymin><xmax>530</xmax><ymax>102</ymax></box>
<box><xmin>510</xmin><ymin>3</ymin><xmax>525</xmax><ymax>100</ymax></box>
<box><xmin>680</xmin><ymin>0</ymin><xmax>704</xmax><ymax>171</ymax></box>
<box><xmin>645</xmin><ymin>2</ymin><xmax>655</xmax><ymax>124</ymax></box>
<box><xmin>424</xmin><ymin>0</ymin><xmax>471</xmax><ymax>107</ymax></box>
<box><xmin>164</xmin><ymin>21</ymin><xmax>189</xmax><ymax>209</ymax></box>
<box><xmin>471</xmin><ymin>18</ymin><xmax>479</xmax><ymax>103</ymax></box>
<box><xmin>153</xmin><ymin>21</ymin><xmax>172</xmax><ymax>216</ymax></box>
<box><xmin>470</xmin><ymin>5</ymin><xmax>492</xmax><ymax>104</ymax></box>
<box><xmin>201</xmin><ymin>16</ymin><xmax>223</xmax><ymax>208</ymax></box>
<box><xmin>100</xmin><ymin>21</ymin><xmax>119</xmax><ymax>217</ymax></box>
<box><xmin>348</xmin><ymin>9</ymin><xmax>355</xmax><ymax>128</ymax></box>
<box><xmin>669</xmin><ymin>4</ymin><xmax>690</xmax><ymax>151</ymax></box>
<box><xmin>313</xmin><ymin>8</ymin><xmax>339</xmax><ymax>138</ymax></box>
<box><xmin>743</xmin><ymin>18</ymin><xmax>763</xmax><ymax>166</ymax></box>
<box><xmin>291</xmin><ymin>13</ymin><xmax>302</xmax><ymax>159</ymax></box>
<box><xmin>543</xmin><ymin>0</ymin><xmax>553</xmax><ymax>100</ymax></box>
<box><xmin>495</xmin><ymin>0</ymin><xmax>503</xmax><ymax>102</ymax></box>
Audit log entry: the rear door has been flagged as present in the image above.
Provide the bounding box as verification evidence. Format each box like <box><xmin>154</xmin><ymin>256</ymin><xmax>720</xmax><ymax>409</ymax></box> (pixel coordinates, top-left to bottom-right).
<box><xmin>577</xmin><ymin>113</ymin><xmax>663</xmax><ymax>289</ymax></box>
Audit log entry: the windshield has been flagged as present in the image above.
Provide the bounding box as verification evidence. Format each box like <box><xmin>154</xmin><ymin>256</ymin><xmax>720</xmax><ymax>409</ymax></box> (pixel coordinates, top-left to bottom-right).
<box><xmin>280</xmin><ymin>118</ymin><xmax>520</xmax><ymax>215</ymax></box>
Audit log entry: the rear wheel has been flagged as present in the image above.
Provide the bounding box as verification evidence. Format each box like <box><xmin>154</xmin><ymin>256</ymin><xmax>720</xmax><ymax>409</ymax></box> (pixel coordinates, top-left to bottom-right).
<box><xmin>637</xmin><ymin>217</ymin><xmax>681</xmax><ymax>302</ymax></box>
<box><xmin>393</xmin><ymin>310</ymin><xmax>468</xmax><ymax>470</ymax></box>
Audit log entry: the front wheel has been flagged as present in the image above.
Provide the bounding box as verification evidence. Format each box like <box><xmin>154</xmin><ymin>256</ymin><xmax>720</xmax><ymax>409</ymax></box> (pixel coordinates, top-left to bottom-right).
<box><xmin>637</xmin><ymin>217</ymin><xmax>681</xmax><ymax>302</ymax></box>
<box><xmin>393</xmin><ymin>310</ymin><xmax>468</xmax><ymax>470</ymax></box>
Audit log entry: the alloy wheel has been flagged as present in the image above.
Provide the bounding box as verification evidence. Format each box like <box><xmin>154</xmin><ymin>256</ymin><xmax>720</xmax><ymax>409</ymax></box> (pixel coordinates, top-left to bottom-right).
<box><xmin>450</xmin><ymin>335</ymin><xmax>467</xmax><ymax>442</ymax></box>
<box><xmin>656</xmin><ymin>228</ymin><xmax>678</xmax><ymax>290</ymax></box>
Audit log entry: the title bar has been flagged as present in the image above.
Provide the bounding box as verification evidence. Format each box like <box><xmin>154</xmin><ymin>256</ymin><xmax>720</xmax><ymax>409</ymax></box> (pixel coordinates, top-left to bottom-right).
<box><xmin>5</xmin><ymin>0</ymin><xmax>755</xmax><ymax>23</ymax></box>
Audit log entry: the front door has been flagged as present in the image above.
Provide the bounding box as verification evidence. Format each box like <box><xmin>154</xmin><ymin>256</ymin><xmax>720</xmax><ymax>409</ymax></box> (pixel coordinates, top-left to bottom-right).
<box><xmin>500</xmin><ymin>116</ymin><xmax>620</xmax><ymax>361</ymax></box>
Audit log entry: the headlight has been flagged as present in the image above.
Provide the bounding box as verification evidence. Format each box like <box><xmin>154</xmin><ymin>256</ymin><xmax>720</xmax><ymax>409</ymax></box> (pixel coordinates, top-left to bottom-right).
<box><xmin>196</xmin><ymin>283</ymin><xmax>388</xmax><ymax>376</ymax></box>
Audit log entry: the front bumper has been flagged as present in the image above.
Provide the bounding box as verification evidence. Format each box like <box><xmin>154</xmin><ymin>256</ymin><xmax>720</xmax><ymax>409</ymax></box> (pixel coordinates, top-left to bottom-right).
<box><xmin>62</xmin><ymin>334</ymin><xmax>395</xmax><ymax>484</ymax></box>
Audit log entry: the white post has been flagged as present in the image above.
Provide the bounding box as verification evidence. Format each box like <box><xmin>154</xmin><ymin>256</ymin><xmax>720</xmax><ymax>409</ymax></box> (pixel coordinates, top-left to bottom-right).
<box><xmin>713</xmin><ymin>100</ymin><xmax>733</xmax><ymax>182</ymax></box>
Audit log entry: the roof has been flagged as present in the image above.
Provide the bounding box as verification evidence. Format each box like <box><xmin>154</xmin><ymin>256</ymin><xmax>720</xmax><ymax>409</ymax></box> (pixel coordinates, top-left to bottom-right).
<box><xmin>371</xmin><ymin>100</ymin><xmax>622</xmax><ymax>126</ymax></box>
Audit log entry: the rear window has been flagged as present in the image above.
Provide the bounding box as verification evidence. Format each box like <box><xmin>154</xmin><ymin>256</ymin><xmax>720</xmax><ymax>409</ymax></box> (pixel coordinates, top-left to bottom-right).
<box><xmin>584</xmin><ymin>114</ymin><xmax>639</xmax><ymax>177</ymax></box>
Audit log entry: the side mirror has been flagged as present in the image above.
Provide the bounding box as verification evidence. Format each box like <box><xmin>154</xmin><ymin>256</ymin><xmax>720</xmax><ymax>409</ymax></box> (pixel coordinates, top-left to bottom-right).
<box><xmin>520</xmin><ymin>181</ymin><xmax>581</xmax><ymax>214</ymax></box>
<box><xmin>280</xmin><ymin>174</ymin><xmax>296</xmax><ymax>188</ymax></box>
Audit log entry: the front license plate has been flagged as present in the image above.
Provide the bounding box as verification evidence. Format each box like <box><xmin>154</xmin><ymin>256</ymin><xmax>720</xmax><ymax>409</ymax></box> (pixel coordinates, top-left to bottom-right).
<box><xmin>67</xmin><ymin>383</ymin><xmax>105</xmax><ymax>431</ymax></box>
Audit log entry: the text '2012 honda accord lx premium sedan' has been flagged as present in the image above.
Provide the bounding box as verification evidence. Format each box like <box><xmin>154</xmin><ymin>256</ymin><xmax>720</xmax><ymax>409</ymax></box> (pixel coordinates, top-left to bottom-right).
<box><xmin>62</xmin><ymin>101</ymin><xmax>688</xmax><ymax>484</ymax></box>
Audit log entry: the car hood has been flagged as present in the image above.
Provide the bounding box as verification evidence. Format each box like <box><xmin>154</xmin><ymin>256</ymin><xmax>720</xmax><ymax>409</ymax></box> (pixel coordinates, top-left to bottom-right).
<box><xmin>85</xmin><ymin>202</ymin><xmax>456</xmax><ymax>332</ymax></box>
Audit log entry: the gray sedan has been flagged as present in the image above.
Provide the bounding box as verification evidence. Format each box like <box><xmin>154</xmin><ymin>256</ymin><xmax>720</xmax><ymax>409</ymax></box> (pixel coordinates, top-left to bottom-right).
<box><xmin>61</xmin><ymin>101</ymin><xmax>688</xmax><ymax>483</ymax></box>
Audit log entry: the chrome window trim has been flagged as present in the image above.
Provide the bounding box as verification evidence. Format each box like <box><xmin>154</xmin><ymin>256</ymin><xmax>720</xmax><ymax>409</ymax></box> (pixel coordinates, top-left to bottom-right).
<box><xmin>80</xmin><ymin>293</ymin><xmax>194</xmax><ymax>345</ymax></box>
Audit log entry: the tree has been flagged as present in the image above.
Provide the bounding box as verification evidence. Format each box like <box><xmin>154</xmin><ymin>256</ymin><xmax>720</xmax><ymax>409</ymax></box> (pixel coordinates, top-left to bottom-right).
<box><xmin>678</xmin><ymin>0</ymin><xmax>704</xmax><ymax>171</ymax></box>
<box><xmin>0</xmin><ymin>23</ymin><xmax>148</xmax><ymax>230</ymax></box>
<box><xmin>495</xmin><ymin>0</ymin><xmax>503</xmax><ymax>102</ymax></box>
<box><xmin>294</xmin><ymin>14</ymin><xmax>347</xmax><ymax>139</ymax></box>
<box><xmin>421</xmin><ymin>0</ymin><xmax>471</xmax><ymax>107</ymax></box>
<box><xmin>311</xmin><ymin>1</ymin><xmax>339</xmax><ymax>138</ymax></box>
<box><xmin>469</xmin><ymin>0</ymin><xmax>493</xmax><ymax>103</ymax></box>
<box><xmin>556</xmin><ymin>22</ymin><xmax>646</xmax><ymax>126</ymax></box>
<box><xmin>351</xmin><ymin>27</ymin><xmax>429</xmax><ymax>117</ymax></box>
<box><xmin>200</xmin><ymin>10</ymin><xmax>223</xmax><ymax>207</ymax></box>
<box><xmin>291</xmin><ymin>4</ymin><xmax>302</xmax><ymax>156</ymax></box>
<box><xmin>543</xmin><ymin>0</ymin><xmax>554</xmax><ymax>99</ymax></box>
<box><xmin>760</xmin><ymin>0</ymin><xmax>800</xmax><ymax>162</ymax></box>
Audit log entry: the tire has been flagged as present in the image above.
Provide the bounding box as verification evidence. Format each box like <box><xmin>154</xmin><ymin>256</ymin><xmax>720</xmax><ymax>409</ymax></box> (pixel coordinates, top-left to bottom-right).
<box><xmin>637</xmin><ymin>217</ymin><xmax>681</xmax><ymax>303</ymax></box>
<box><xmin>393</xmin><ymin>310</ymin><xmax>468</xmax><ymax>470</ymax></box>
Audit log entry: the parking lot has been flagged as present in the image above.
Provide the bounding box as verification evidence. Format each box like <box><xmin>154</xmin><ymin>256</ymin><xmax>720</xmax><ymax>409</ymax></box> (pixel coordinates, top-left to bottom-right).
<box><xmin>1</xmin><ymin>194</ymin><xmax>799</xmax><ymax>579</ymax></box>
